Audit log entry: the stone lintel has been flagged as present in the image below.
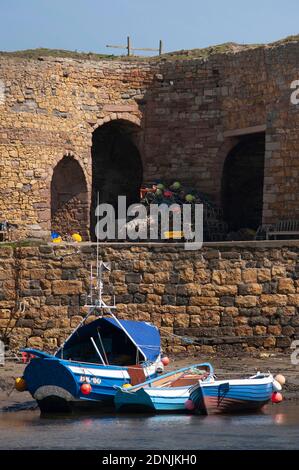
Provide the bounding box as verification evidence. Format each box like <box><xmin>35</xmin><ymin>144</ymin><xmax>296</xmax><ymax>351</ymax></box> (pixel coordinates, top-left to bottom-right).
<box><xmin>223</xmin><ymin>124</ymin><xmax>266</xmax><ymax>138</ymax></box>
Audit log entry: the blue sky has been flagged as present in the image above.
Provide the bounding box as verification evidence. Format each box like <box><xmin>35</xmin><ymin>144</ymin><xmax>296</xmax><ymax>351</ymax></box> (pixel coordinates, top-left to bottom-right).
<box><xmin>1</xmin><ymin>0</ymin><xmax>299</xmax><ymax>55</ymax></box>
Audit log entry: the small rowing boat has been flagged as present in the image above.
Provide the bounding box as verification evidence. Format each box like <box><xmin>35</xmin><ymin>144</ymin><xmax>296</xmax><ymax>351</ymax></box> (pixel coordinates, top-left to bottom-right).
<box><xmin>114</xmin><ymin>363</ymin><xmax>214</xmax><ymax>413</ymax></box>
<box><xmin>189</xmin><ymin>372</ymin><xmax>284</xmax><ymax>415</ymax></box>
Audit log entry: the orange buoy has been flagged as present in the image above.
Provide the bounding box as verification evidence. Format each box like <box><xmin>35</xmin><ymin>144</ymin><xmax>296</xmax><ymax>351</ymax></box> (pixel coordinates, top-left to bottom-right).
<box><xmin>275</xmin><ymin>374</ymin><xmax>286</xmax><ymax>386</ymax></box>
<box><xmin>15</xmin><ymin>377</ymin><xmax>27</xmax><ymax>392</ymax></box>
<box><xmin>271</xmin><ymin>392</ymin><xmax>283</xmax><ymax>404</ymax></box>
<box><xmin>161</xmin><ymin>356</ymin><xmax>170</xmax><ymax>366</ymax></box>
<box><xmin>80</xmin><ymin>383</ymin><xmax>92</xmax><ymax>395</ymax></box>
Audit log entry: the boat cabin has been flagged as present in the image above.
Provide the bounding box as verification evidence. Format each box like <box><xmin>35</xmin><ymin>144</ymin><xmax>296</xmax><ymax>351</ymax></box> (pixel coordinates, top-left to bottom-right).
<box><xmin>55</xmin><ymin>317</ymin><xmax>161</xmax><ymax>367</ymax></box>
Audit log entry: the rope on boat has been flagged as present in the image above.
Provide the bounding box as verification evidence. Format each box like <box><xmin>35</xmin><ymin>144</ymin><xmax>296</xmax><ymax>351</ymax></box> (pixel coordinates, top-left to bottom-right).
<box><xmin>159</xmin><ymin>327</ymin><xmax>275</xmax><ymax>346</ymax></box>
<box><xmin>159</xmin><ymin>327</ymin><xmax>197</xmax><ymax>345</ymax></box>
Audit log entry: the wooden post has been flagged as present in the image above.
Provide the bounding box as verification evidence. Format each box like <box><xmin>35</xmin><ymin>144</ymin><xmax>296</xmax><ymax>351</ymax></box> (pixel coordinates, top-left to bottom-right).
<box><xmin>127</xmin><ymin>36</ymin><xmax>131</xmax><ymax>56</ymax></box>
<box><xmin>159</xmin><ymin>40</ymin><xmax>163</xmax><ymax>56</ymax></box>
<box><xmin>106</xmin><ymin>37</ymin><xmax>163</xmax><ymax>57</ymax></box>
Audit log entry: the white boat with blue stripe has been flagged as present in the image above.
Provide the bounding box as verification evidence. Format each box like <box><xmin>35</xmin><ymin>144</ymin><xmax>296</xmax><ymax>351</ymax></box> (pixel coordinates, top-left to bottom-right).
<box><xmin>114</xmin><ymin>363</ymin><xmax>214</xmax><ymax>413</ymax></box>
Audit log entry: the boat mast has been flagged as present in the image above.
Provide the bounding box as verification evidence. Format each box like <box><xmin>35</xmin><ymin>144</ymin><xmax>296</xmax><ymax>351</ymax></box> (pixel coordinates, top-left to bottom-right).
<box><xmin>96</xmin><ymin>191</ymin><xmax>100</xmax><ymax>304</ymax></box>
<box><xmin>57</xmin><ymin>192</ymin><xmax>147</xmax><ymax>362</ymax></box>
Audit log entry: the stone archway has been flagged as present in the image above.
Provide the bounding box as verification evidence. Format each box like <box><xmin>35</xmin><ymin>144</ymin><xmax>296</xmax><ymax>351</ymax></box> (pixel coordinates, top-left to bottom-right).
<box><xmin>90</xmin><ymin>119</ymin><xmax>143</xmax><ymax>239</ymax></box>
<box><xmin>221</xmin><ymin>133</ymin><xmax>265</xmax><ymax>231</ymax></box>
<box><xmin>51</xmin><ymin>156</ymin><xmax>89</xmax><ymax>239</ymax></box>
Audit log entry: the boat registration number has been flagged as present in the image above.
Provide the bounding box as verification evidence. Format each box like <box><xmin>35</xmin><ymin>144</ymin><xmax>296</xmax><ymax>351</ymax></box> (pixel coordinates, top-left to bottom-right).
<box><xmin>79</xmin><ymin>375</ymin><xmax>101</xmax><ymax>385</ymax></box>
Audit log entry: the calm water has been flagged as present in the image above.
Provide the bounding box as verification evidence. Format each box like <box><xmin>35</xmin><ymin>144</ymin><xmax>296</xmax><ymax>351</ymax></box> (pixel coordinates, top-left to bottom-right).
<box><xmin>0</xmin><ymin>403</ymin><xmax>299</xmax><ymax>450</ymax></box>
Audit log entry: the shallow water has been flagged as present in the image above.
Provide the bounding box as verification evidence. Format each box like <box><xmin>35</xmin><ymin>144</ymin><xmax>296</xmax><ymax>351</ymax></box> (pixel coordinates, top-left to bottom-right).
<box><xmin>0</xmin><ymin>403</ymin><xmax>299</xmax><ymax>450</ymax></box>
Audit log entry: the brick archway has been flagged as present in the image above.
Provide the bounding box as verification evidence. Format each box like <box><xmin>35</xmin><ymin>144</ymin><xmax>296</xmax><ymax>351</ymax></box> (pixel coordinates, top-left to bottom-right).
<box><xmin>221</xmin><ymin>133</ymin><xmax>266</xmax><ymax>231</ymax></box>
<box><xmin>90</xmin><ymin>118</ymin><xmax>143</xmax><ymax>240</ymax></box>
<box><xmin>91</xmin><ymin>113</ymin><xmax>142</xmax><ymax>132</ymax></box>
<box><xmin>51</xmin><ymin>156</ymin><xmax>89</xmax><ymax>239</ymax></box>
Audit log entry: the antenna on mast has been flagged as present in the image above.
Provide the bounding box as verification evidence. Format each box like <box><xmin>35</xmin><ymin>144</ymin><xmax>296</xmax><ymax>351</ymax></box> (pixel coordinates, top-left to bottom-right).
<box><xmin>96</xmin><ymin>191</ymin><xmax>100</xmax><ymax>278</ymax></box>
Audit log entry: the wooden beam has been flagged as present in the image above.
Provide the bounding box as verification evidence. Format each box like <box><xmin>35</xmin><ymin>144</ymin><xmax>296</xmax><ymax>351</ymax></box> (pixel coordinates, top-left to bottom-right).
<box><xmin>106</xmin><ymin>38</ymin><xmax>163</xmax><ymax>56</ymax></box>
<box><xmin>223</xmin><ymin>124</ymin><xmax>266</xmax><ymax>138</ymax></box>
<box><xmin>132</xmin><ymin>47</ymin><xmax>160</xmax><ymax>52</ymax></box>
<box><xmin>106</xmin><ymin>44</ymin><xmax>127</xmax><ymax>49</ymax></box>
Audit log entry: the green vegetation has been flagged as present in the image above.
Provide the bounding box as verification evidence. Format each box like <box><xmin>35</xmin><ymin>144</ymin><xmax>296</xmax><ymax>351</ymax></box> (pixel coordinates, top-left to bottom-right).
<box><xmin>271</xmin><ymin>34</ymin><xmax>299</xmax><ymax>45</ymax></box>
<box><xmin>0</xmin><ymin>48</ymin><xmax>141</xmax><ymax>62</ymax></box>
<box><xmin>0</xmin><ymin>239</ymin><xmax>44</xmax><ymax>249</ymax></box>
<box><xmin>1</xmin><ymin>34</ymin><xmax>299</xmax><ymax>63</ymax></box>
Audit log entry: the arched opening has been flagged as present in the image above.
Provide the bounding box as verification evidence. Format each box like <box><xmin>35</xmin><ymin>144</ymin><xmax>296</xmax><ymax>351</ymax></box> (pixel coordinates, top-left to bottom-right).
<box><xmin>51</xmin><ymin>156</ymin><xmax>88</xmax><ymax>238</ymax></box>
<box><xmin>222</xmin><ymin>133</ymin><xmax>265</xmax><ymax>231</ymax></box>
<box><xmin>90</xmin><ymin>120</ymin><xmax>143</xmax><ymax>239</ymax></box>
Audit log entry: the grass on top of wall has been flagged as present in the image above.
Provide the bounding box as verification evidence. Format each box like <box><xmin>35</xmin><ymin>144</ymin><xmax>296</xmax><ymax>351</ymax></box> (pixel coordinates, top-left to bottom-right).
<box><xmin>2</xmin><ymin>35</ymin><xmax>299</xmax><ymax>64</ymax></box>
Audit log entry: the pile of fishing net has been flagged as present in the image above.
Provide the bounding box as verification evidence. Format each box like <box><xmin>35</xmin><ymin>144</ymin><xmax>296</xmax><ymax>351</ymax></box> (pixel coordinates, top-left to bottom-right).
<box><xmin>136</xmin><ymin>181</ymin><xmax>228</xmax><ymax>242</ymax></box>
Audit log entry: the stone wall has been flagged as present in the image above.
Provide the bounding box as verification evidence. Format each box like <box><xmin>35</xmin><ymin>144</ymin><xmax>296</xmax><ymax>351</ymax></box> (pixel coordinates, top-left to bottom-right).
<box><xmin>0</xmin><ymin>56</ymin><xmax>155</xmax><ymax>238</ymax></box>
<box><xmin>1</xmin><ymin>39</ymin><xmax>299</xmax><ymax>237</ymax></box>
<box><xmin>0</xmin><ymin>241</ymin><xmax>298</xmax><ymax>356</ymax></box>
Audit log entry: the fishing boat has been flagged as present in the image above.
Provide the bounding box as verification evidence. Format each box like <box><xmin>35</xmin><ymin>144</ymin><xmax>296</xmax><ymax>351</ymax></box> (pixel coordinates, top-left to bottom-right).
<box><xmin>189</xmin><ymin>372</ymin><xmax>284</xmax><ymax>415</ymax></box>
<box><xmin>17</xmin><ymin>261</ymin><xmax>164</xmax><ymax>413</ymax></box>
<box><xmin>114</xmin><ymin>363</ymin><xmax>214</xmax><ymax>413</ymax></box>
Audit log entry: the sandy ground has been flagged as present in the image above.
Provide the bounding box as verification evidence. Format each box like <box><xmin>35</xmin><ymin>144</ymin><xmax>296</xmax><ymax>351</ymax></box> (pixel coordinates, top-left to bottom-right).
<box><xmin>0</xmin><ymin>354</ymin><xmax>298</xmax><ymax>411</ymax></box>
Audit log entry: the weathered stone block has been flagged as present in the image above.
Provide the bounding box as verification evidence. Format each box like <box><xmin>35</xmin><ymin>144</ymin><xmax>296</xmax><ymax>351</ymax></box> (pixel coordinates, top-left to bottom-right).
<box><xmin>27</xmin><ymin>336</ymin><xmax>44</xmax><ymax>349</ymax></box>
<box><xmin>287</xmin><ymin>294</ymin><xmax>299</xmax><ymax>306</ymax></box>
<box><xmin>235</xmin><ymin>296</ymin><xmax>257</xmax><ymax>307</ymax></box>
<box><xmin>125</xmin><ymin>273</ymin><xmax>141</xmax><ymax>284</ymax></box>
<box><xmin>52</xmin><ymin>280</ymin><xmax>83</xmax><ymax>295</ymax></box>
<box><xmin>238</xmin><ymin>283</ymin><xmax>263</xmax><ymax>295</ymax></box>
<box><xmin>235</xmin><ymin>325</ymin><xmax>253</xmax><ymax>336</ymax></box>
<box><xmin>190</xmin><ymin>296</ymin><xmax>219</xmax><ymax>306</ymax></box>
<box><xmin>272</xmin><ymin>266</ymin><xmax>286</xmax><ymax>278</ymax></box>
<box><xmin>268</xmin><ymin>325</ymin><xmax>282</xmax><ymax>335</ymax></box>
<box><xmin>242</xmin><ymin>269</ymin><xmax>257</xmax><ymax>283</ymax></box>
<box><xmin>257</xmin><ymin>269</ymin><xmax>271</xmax><ymax>282</ymax></box>
<box><xmin>147</xmin><ymin>294</ymin><xmax>161</xmax><ymax>305</ymax></box>
<box><xmin>263</xmin><ymin>337</ymin><xmax>277</xmax><ymax>348</ymax></box>
<box><xmin>278</xmin><ymin>278</ymin><xmax>295</xmax><ymax>294</ymax></box>
<box><xmin>215</xmin><ymin>285</ymin><xmax>238</xmax><ymax>295</ymax></box>
<box><xmin>174</xmin><ymin>314</ymin><xmax>190</xmax><ymax>328</ymax></box>
<box><xmin>260</xmin><ymin>294</ymin><xmax>288</xmax><ymax>306</ymax></box>
<box><xmin>190</xmin><ymin>315</ymin><xmax>201</xmax><ymax>327</ymax></box>
<box><xmin>219</xmin><ymin>296</ymin><xmax>235</xmax><ymax>307</ymax></box>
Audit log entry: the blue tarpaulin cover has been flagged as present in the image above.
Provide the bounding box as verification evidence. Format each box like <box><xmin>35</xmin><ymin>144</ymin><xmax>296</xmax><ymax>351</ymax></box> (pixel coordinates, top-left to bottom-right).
<box><xmin>104</xmin><ymin>317</ymin><xmax>161</xmax><ymax>362</ymax></box>
<box><xmin>57</xmin><ymin>317</ymin><xmax>161</xmax><ymax>363</ymax></box>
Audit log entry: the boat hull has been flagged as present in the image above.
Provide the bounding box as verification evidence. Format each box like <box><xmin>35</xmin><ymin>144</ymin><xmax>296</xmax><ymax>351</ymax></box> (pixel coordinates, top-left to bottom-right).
<box><xmin>24</xmin><ymin>357</ymin><xmax>157</xmax><ymax>413</ymax></box>
<box><xmin>115</xmin><ymin>387</ymin><xmax>191</xmax><ymax>413</ymax></box>
<box><xmin>190</xmin><ymin>377</ymin><xmax>274</xmax><ymax>415</ymax></box>
<box><xmin>114</xmin><ymin>362</ymin><xmax>214</xmax><ymax>414</ymax></box>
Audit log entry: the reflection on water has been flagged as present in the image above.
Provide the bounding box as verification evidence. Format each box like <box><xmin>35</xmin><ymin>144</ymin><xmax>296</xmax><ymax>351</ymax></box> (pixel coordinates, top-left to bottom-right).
<box><xmin>0</xmin><ymin>403</ymin><xmax>298</xmax><ymax>450</ymax></box>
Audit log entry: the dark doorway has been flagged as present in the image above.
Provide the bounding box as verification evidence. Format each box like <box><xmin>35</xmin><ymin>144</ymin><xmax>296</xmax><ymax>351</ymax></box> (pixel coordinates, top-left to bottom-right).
<box><xmin>51</xmin><ymin>156</ymin><xmax>88</xmax><ymax>238</ymax></box>
<box><xmin>90</xmin><ymin>120</ymin><xmax>143</xmax><ymax>239</ymax></box>
<box><xmin>222</xmin><ymin>133</ymin><xmax>265</xmax><ymax>231</ymax></box>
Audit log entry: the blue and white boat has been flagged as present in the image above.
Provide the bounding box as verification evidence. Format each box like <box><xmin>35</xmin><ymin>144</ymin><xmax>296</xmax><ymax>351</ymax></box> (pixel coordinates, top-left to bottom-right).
<box><xmin>20</xmin><ymin>261</ymin><xmax>163</xmax><ymax>413</ymax></box>
<box><xmin>114</xmin><ymin>363</ymin><xmax>214</xmax><ymax>413</ymax></box>
<box><xmin>189</xmin><ymin>373</ymin><xmax>280</xmax><ymax>415</ymax></box>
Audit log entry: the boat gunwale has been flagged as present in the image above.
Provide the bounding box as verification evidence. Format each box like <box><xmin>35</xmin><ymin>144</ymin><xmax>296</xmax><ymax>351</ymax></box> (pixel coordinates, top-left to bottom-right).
<box><xmin>114</xmin><ymin>362</ymin><xmax>214</xmax><ymax>393</ymax></box>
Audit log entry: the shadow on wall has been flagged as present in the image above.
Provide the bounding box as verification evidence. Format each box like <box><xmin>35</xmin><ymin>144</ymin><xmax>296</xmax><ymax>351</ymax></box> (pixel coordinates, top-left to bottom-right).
<box><xmin>90</xmin><ymin>120</ymin><xmax>143</xmax><ymax>240</ymax></box>
<box><xmin>221</xmin><ymin>132</ymin><xmax>265</xmax><ymax>232</ymax></box>
<box><xmin>51</xmin><ymin>156</ymin><xmax>89</xmax><ymax>239</ymax></box>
